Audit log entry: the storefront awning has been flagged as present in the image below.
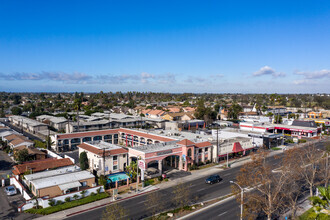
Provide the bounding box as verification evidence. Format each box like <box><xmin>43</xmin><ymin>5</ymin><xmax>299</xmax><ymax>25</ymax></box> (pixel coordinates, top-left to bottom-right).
<box><xmin>232</xmin><ymin>142</ymin><xmax>244</xmax><ymax>153</ymax></box>
<box><xmin>59</xmin><ymin>181</ymin><xmax>81</xmax><ymax>191</ymax></box>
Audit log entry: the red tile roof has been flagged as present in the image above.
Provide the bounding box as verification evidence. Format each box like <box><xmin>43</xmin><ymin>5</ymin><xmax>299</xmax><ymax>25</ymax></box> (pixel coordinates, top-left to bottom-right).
<box><xmin>78</xmin><ymin>143</ymin><xmax>128</xmax><ymax>156</ymax></box>
<box><xmin>56</xmin><ymin>128</ymin><xmax>175</xmax><ymax>142</ymax></box>
<box><xmin>118</xmin><ymin>128</ymin><xmax>175</xmax><ymax>142</ymax></box>
<box><xmin>56</xmin><ymin>129</ymin><xmax>119</xmax><ymax>140</ymax></box>
<box><xmin>12</xmin><ymin>158</ymin><xmax>73</xmax><ymax>175</ymax></box>
<box><xmin>195</xmin><ymin>141</ymin><xmax>212</xmax><ymax>148</ymax></box>
<box><xmin>177</xmin><ymin>139</ymin><xmax>195</xmax><ymax>146</ymax></box>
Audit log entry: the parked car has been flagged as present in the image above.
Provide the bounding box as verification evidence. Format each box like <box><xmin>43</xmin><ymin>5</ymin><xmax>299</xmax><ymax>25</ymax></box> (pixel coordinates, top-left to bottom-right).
<box><xmin>205</xmin><ymin>175</ymin><xmax>222</xmax><ymax>184</ymax></box>
<box><xmin>4</xmin><ymin>186</ymin><xmax>17</xmax><ymax>196</ymax></box>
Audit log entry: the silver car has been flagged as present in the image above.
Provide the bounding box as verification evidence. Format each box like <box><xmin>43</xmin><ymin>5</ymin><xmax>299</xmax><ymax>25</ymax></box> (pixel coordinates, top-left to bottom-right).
<box><xmin>4</xmin><ymin>186</ymin><xmax>17</xmax><ymax>196</ymax></box>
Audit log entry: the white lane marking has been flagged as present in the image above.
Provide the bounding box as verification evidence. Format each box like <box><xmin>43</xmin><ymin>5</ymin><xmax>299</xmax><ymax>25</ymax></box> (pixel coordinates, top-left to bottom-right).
<box><xmin>223</xmin><ymin>173</ymin><xmax>230</xmax><ymax>177</ymax></box>
<box><xmin>137</xmin><ymin>200</ymin><xmax>146</xmax><ymax>204</ymax></box>
<box><xmin>197</xmin><ymin>188</ymin><xmax>205</xmax><ymax>192</ymax></box>
<box><xmin>218</xmin><ymin>211</ymin><xmax>228</xmax><ymax>216</ymax></box>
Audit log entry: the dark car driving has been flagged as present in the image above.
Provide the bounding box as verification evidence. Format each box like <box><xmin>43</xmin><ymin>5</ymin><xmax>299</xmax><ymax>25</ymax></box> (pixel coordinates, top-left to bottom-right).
<box><xmin>205</xmin><ymin>175</ymin><xmax>222</xmax><ymax>184</ymax></box>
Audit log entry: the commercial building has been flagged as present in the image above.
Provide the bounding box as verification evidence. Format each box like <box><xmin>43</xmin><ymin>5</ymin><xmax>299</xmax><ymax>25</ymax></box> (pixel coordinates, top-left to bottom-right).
<box><xmin>25</xmin><ymin>167</ymin><xmax>95</xmax><ymax>197</ymax></box>
<box><xmin>128</xmin><ymin>139</ymin><xmax>213</xmax><ymax>176</ymax></box>
<box><xmin>36</xmin><ymin>115</ymin><xmax>67</xmax><ymax>131</ymax></box>
<box><xmin>8</xmin><ymin>115</ymin><xmax>48</xmax><ymax>134</ymax></box>
<box><xmin>78</xmin><ymin>141</ymin><xmax>128</xmax><ymax>176</ymax></box>
<box><xmin>51</xmin><ymin>128</ymin><xmax>175</xmax><ymax>152</ymax></box>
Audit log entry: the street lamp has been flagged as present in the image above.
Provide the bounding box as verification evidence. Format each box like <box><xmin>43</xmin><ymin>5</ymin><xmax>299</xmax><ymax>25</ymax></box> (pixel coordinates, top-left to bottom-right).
<box><xmin>230</xmin><ymin>180</ymin><xmax>244</xmax><ymax>220</ymax></box>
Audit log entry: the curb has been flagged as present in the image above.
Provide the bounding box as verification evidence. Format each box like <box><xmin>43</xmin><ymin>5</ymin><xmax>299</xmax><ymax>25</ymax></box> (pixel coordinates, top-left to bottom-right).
<box><xmin>65</xmin><ymin>188</ymin><xmax>159</xmax><ymax>217</ymax></box>
<box><xmin>176</xmin><ymin>195</ymin><xmax>236</xmax><ymax>220</ymax></box>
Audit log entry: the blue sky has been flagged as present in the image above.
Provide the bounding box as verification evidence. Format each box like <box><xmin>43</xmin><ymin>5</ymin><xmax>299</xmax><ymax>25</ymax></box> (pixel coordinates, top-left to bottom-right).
<box><xmin>0</xmin><ymin>0</ymin><xmax>330</xmax><ymax>93</ymax></box>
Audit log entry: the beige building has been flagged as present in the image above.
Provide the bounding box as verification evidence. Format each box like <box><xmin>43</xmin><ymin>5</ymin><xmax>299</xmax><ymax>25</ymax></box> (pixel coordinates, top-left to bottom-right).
<box><xmin>78</xmin><ymin>141</ymin><xmax>128</xmax><ymax>176</ymax></box>
<box><xmin>24</xmin><ymin>167</ymin><xmax>95</xmax><ymax>198</ymax></box>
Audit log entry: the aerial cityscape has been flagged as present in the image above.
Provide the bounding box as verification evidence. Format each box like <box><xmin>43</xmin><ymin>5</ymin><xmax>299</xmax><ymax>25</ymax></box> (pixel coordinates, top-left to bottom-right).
<box><xmin>0</xmin><ymin>1</ymin><xmax>330</xmax><ymax>220</ymax></box>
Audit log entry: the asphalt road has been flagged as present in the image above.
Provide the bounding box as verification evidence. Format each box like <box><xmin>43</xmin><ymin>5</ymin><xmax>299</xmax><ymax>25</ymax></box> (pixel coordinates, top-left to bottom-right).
<box><xmin>66</xmin><ymin>140</ymin><xmax>304</xmax><ymax>220</ymax></box>
<box><xmin>187</xmin><ymin>197</ymin><xmax>240</xmax><ymax>220</ymax></box>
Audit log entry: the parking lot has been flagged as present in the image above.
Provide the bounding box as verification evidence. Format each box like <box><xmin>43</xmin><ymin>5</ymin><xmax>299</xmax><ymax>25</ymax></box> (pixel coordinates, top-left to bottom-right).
<box><xmin>0</xmin><ymin>151</ymin><xmax>38</xmax><ymax>219</ymax></box>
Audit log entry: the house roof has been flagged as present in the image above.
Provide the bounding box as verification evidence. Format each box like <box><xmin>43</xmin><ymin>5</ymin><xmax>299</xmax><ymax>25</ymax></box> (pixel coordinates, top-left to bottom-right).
<box><xmin>146</xmin><ymin>110</ymin><xmax>165</xmax><ymax>116</ymax></box>
<box><xmin>14</xmin><ymin>146</ymin><xmax>46</xmax><ymax>155</ymax></box>
<box><xmin>177</xmin><ymin>139</ymin><xmax>195</xmax><ymax>146</ymax></box>
<box><xmin>78</xmin><ymin>142</ymin><xmax>128</xmax><ymax>157</ymax></box>
<box><xmin>3</xmin><ymin>134</ymin><xmax>27</xmax><ymax>142</ymax></box>
<box><xmin>9</xmin><ymin>138</ymin><xmax>33</xmax><ymax>147</ymax></box>
<box><xmin>12</xmin><ymin>158</ymin><xmax>73</xmax><ymax>175</ymax></box>
<box><xmin>195</xmin><ymin>141</ymin><xmax>212</xmax><ymax>148</ymax></box>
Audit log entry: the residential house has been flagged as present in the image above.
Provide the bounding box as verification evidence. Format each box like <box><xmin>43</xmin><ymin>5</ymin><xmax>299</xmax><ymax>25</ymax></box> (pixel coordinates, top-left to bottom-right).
<box><xmin>12</xmin><ymin>158</ymin><xmax>74</xmax><ymax>176</ymax></box>
<box><xmin>14</xmin><ymin>146</ymin><xmax>47</xmax><ymax>161</ymax></box>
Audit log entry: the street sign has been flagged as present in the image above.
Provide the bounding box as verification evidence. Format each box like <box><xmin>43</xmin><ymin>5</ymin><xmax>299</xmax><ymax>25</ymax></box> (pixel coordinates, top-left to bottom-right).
<box><xmin>138</xmin><ymin>160</ymin><xmax>146</xmax><ymax>170</ymax></box>
<box><xmin>182</xmin><ymin>154</ymin><xmax>186</xmax><ymax>162</ymax></box>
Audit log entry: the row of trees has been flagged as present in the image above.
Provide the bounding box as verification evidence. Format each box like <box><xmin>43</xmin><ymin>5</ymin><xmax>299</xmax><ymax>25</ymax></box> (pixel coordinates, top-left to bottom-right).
<box><xmin>235</xmin><ymin>143</ymin><xmax>330</xmax><ymax>219</ymax></box>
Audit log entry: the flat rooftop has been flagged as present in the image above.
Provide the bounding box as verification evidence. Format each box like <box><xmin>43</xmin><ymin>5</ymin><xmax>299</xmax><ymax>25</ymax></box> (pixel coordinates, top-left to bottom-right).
<box><xmin>132</xmin><ymin>141</ymin><xmax>179</xmax><ymax>153</ymax></box>
<box><xmin>24</xmin><ymin>165</ymin><xmax>80</xmax><ymax>181</ymax></box>
<box><xmin>31</xmin><ymin>170</ymin><xmax>94</xmax><ymax>190</ymax></box>
<box><xmin>86</xmin><ymin>140</ymin><xmax>122</xmax><ymax>150</ymax></box>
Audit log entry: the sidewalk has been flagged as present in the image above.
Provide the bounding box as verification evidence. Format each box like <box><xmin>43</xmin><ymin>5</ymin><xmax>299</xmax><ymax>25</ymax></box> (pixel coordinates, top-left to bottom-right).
<box><xmin>36</xmin><ymin>185</ymin><xmax>159</xmax><ymax>219</ymax></box>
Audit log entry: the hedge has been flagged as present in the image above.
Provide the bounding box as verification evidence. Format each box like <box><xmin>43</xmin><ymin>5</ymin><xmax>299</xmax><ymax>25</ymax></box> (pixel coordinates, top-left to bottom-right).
<box><xmin>25</xmin><ymin>192</ymin><xmax>109</xmax><ymax>215</ymax></box>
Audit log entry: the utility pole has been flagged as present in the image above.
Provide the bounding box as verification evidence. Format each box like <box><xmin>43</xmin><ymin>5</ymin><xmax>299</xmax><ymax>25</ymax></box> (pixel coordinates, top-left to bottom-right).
<box><xmin>103</xmin><ymin>148</ymin><xmax>105</xmax><ymax>176</ymax></box>
<box><xmin>230</xmin><ymin>181</ymin><xmax>244</xmax><ymax>220</ymax></box>
<box><xmin>216</xmin><ymin>123</ymin><xmax>219</xmax><ymax>163</ymax></box>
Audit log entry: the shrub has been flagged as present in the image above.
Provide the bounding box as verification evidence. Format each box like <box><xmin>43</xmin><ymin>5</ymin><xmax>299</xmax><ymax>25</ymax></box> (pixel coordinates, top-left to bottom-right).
<box><xmin>80</xmin><ymin>190</ymin><xmax>87</xmax><ymax>198</ymax></box>
<box><xmin>48</xmin><ymin>199</ymin><xmax>56</xmax><ymax>207</ymax></box>
<box><xmin>72</xmin><ymin>194</ymin><xmax>79</xmax><ymax>200</ymax></box>
<box><xmin>158</xmin><ymin>176</ymin><xmax>163</xmax><ymax>181</ymax></box>
<box><xmin>197</xmin><ymin>161</ymin><xmax>204</xmax><ymax>166</ymax></box>
<box><xmin>56</xmin><ymin>200</ymin><xmax>63</xmax><ymax>205</ymax></box>
<box><xmin>90</xmin><ymin>192</ymin><xmax>96</xmax><ymax>197</ymax></box>
<box><xmin>190</xmin><ymin>164</ymin><xmax>199</xmax><ymax>170</ymax></box>
<box><xmin>96</xmin><ymin>187</ymin><xmax>102</xmax><ymax>194</ymax></box>
<box><xmin>25</xmin><ymin>193</ymin><xmax>109</xmax><ymax>215</ymax></box>
<box><xmin>64</xmin><ymin>197</ymin><xmax>71</xmax><ymax>203</ymax></box>
<box><xmin>299</xmin><ymin>139</ymin><xmax>307</xmax><ymax>143</ymax></box>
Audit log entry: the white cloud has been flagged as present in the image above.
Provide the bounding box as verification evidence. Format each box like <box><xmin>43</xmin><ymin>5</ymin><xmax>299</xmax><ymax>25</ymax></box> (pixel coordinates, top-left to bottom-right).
<box><xmin>295</xmin><ymin>69</ymin><xmax>330</xmax><ymax>79</ymax></box>
<box><xmin>253</xmin><ymin>66</ymin><xmax>285</xmax><ymax>78</ymax></box>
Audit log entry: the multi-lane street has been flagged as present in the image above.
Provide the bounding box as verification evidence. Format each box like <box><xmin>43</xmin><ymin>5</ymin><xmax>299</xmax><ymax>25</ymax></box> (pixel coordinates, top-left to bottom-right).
<box><xmin>66</xmin><ymin>141</ymin><xmax>329</xmax><ymax>220</ymax></box>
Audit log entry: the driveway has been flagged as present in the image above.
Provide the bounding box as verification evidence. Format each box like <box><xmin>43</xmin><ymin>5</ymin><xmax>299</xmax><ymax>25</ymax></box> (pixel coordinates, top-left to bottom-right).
<box><xmin>0</xmin><ymin>151</ymin><xmax>14</xmax><ymax>179</ymax></box>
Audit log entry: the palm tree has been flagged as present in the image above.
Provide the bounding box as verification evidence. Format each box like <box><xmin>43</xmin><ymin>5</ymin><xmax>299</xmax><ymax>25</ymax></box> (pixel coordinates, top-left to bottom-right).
<box><xmin>309</xmin><ymin>185</ymin><xmax>330</xmax><ymax>217</ymax></box>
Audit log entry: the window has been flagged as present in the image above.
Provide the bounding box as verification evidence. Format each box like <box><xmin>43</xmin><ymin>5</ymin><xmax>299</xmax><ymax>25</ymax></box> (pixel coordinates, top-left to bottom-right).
<box><xmin>205</xmin><ymin>148</ymin><xmax>208</xmax><ymax>152</ymax></box>
<box><xmin>81</xmin><ymin>181</ymin><xmax>87</xmax><ymax>186</ymax></box>
<box><xmin>199</xmin><ymin>149</ymin><xmax>202</xmax><ymax>153</ymax></box>
<box><xmin>113</xmin><ymin>156</ymin><xmax>118</xmax><ymax>161</ymax></box>
<box><xmin>123</xmin><ymin>154</ymin><xmax>126</xmax><ymax>158</ymax></box>
<box><xmin>113</xmin><ymin>165</ymin><xmax>118</xmax><ymax>170</ymax></box>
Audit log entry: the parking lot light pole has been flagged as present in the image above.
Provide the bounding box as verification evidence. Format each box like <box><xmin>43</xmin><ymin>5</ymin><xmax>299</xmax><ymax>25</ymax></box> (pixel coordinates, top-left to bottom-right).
<box><xmin>230</xmin><ymin>180</ymin><xmax>243</xmax><ymax>220</ymax></box>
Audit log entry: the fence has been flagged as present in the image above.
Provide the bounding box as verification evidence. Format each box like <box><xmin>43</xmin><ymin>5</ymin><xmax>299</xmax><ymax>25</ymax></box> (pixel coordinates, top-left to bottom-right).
<box><xmin>18</xmin><ymin>185</ymin><xmax>104</xmax><ymax>212</ymax></box>
<box><xmin>10</xmin><ymin>177</ymin><xmax>31</xmax><ymax>201</ymax></box>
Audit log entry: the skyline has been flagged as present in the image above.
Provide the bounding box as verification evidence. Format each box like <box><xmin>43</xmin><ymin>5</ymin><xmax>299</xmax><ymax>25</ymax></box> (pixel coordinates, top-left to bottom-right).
<box><xmin>1</xmin><ymin>1</ymin><xmax>330</xmax><ymax>93</ymax></box>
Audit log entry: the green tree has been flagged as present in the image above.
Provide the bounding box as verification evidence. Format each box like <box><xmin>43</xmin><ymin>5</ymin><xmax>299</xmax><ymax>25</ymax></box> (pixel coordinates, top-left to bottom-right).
<box><xmin>11</xmin><ymin>106</ymin><xmax>22</xmax><ymax>115</ymax></box>
<box><xmin>15</xmin><ymin>149</ymin><xmax>30</xmax><ymax>163</ymax></box>
<box><xmin>227</xmin><ymin>103</ymin><xmax>243</xmax><ymax>119</ymax></box>
<box><xmin>126</xmin><ymin>161</ymin><xmax>138</xmax><ymax>182</ymax></box>
<box><xmin>79</xmin><ymin>151</ymin><xmax>89</xmax><ymax>170</ymax></box>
